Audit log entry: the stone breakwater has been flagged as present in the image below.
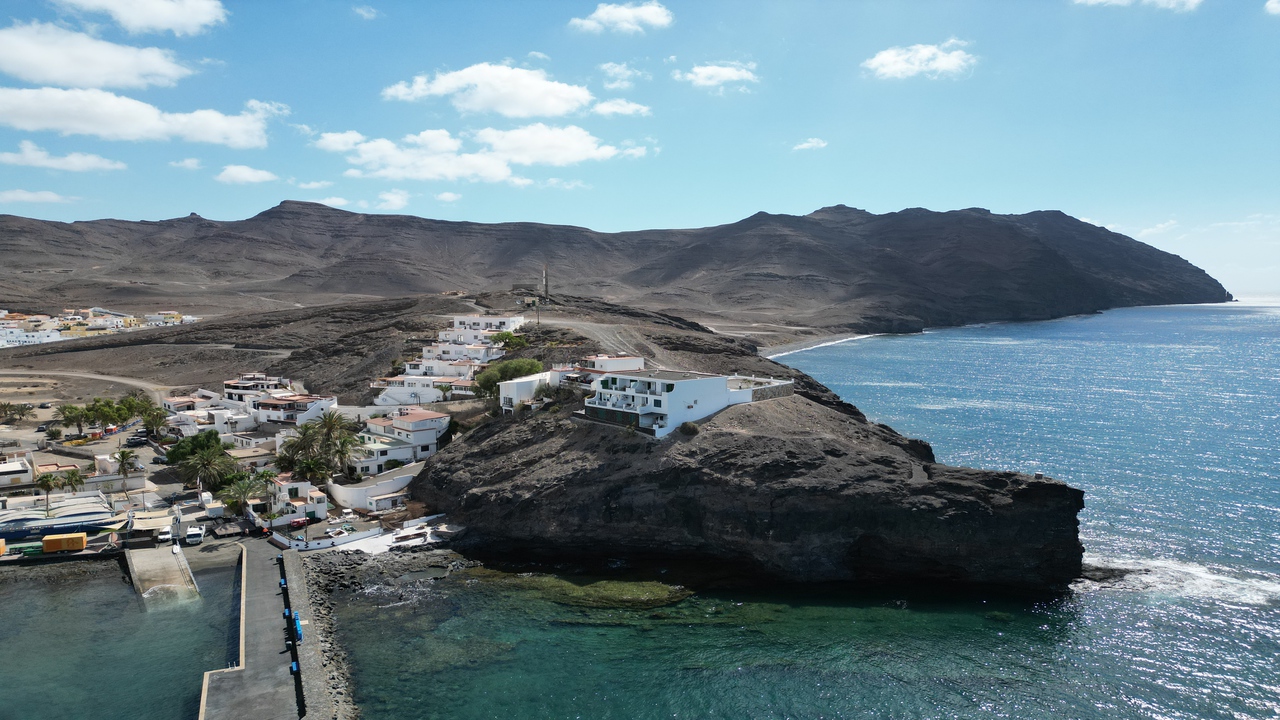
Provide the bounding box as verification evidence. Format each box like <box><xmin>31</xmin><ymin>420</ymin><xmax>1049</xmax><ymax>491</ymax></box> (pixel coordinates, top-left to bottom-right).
<box><xmin>302</xmin><ymin>548</ymin><xmax>481</xmax><ymax>719</ymax></box>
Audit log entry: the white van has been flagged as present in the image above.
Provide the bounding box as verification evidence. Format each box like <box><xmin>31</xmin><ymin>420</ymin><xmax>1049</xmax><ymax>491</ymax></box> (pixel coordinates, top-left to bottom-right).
<box><xmin>184</xmin><ymin>525</ymin><xmax>205</xmax><ymax>545</ymax></box>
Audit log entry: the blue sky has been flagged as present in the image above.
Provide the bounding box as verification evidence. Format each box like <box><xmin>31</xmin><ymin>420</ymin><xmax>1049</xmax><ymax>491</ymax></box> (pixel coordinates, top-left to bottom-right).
<box><xmin>0</xmin><ymin>0</ymin><xmax>1277</xmax><ymax>295</ymax></box>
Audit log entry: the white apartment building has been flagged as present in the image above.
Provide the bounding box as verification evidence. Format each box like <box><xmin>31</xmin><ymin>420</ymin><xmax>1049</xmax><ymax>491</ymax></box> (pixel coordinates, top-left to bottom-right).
<box><xmin>250</xmin><ymin>393</ymin><xmax>337</xmax><ymax>425</ymax></box>
<box><xmin>247</xmin><ymin>473</ymin><xmax>329</xmax><ymax>528</ymax></box>
<box><xmin>369</xmin><ymin>375</ymin><xmax>446</xmax><ymax>406</ymax></box>
<box><xmin>356</xmin><ymin>408</ymin><xmax>450</xmax><ymax>475</ymax></box>
<box><xmin>222</xmin><ymin>372</ymin><xmax>292</xmax><ymax>404</ymax></box>
<box><xmin>581</xmin><ymin>370</ymin><xmax>794</xmax><ymax>438</ymax></box>
<box><xmin>374</xmin><ymin>314</ymin><xmax>524</xmax><ymax>404</ymax></box>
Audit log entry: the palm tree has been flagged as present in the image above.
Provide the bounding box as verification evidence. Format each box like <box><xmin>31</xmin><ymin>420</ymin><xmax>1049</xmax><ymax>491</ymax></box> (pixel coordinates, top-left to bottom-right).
<box><xmin>44</xmin><ymin>427</ymin><xmax>63</xmax><ymax>442</ymax></box>
<box><xmin>54</xmin><ymin>404</ymin><xmax>86</xmax><ymax>436</ymax></box>
<box><xmin>0</xmin><ymin>402</ymin><xmax>13</xmax><ymax>421</ymax></box>
<box><xmin>142</xmin><ymin>407</ymin><xmax>167</xmax><ymax>436</ymax></box>
<box><xmin>329</xmin><ymin>434</ymin><xmax>362</xmax><ymax>482</ymax></box>
<box><xmin>111</xmin><ymin>449</ymin><xmax>139</xmax><ymax>479</ymax></box>
<box><xmin>177</xmin><ymin>445</ymin><xmax>236</xmax><ymax>494</ymax></box>
<box><xmin>290</xmin><ymin>457</ymin><xmax>332</xmax><ymax>488</ymax></box>
<box><xmin>316</xmin><ymin>410</ymin><xmax>360</xmax><ymax>445</ymax></box>
<box><xmin>216</xmin><ymin>476</ymin><xmax>267</xmax><ymax>515</ymax></box>
<box><xmin>280</xmin><ymin>422</ymin><xmax>322</xmax><ymax>460</ymax></box>
<box><xmin>34</xmin><ymin>473</ymin><xmax>60</xmax><ymax>516</ymax></box>
<box><xmin>10</xmin><ymin>404</ymin><xmax>34</xmax><ymax>422</ymax></box>
<box><xmin>58</xmin><ymin>468</ymin><xmax>85</xmax><ymax>496</ymax></box>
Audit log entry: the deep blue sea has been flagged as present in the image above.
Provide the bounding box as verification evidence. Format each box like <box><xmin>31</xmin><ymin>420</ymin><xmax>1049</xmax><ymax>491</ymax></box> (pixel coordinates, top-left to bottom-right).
<box><xmin>335</xmin><ymin>302</ymin><xmax>1280</xmax><ymax>720</ymax></box>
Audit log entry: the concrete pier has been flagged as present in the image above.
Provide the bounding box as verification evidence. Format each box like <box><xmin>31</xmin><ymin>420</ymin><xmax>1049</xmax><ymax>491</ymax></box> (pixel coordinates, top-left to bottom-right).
<box><xmin>125</xmin><ymin>545</ymin><xmax>200</xmax><ymax>604</ymax></box>
<box><xmin>199</xmin><ymin>542</ymin><xmax>334</xmax><ymax>720</ymax></box>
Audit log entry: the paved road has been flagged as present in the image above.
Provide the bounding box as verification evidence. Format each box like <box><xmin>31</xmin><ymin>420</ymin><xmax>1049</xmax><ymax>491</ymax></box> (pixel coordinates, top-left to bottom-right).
<box><xmin>0</xmin><ymin>369</ymin><xmax>172</xmax><ymax>403</ymax></box>
<box><xmin>202</xmin><ymin>538</ymin><xmax>299</xmax><ymax>720</ymax></box>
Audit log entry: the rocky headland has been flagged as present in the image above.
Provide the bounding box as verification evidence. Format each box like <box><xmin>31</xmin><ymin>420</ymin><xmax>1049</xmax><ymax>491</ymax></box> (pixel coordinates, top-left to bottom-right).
<box><xmin>412</xmin><ymin>393</ymin><xmax>1085</xmax><ymax>594</ymax></box>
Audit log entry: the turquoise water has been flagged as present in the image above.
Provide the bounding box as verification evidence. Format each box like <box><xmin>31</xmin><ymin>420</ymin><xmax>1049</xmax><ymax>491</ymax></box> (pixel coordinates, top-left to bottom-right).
<box><xmin>0</xmin><ymin>560</ymin><xmax>239</xmax><ymax>720</ymax></box>
<box><xmin>337</xmin><ymin>303</ymin><xmax>1280</xmax><ymax>719</ymax></box>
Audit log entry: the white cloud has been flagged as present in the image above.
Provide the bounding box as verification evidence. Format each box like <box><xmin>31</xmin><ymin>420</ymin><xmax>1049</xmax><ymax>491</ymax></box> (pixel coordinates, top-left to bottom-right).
<box><xmin>569</xmin><ymin>2</ymin><xmax>673</xmax><ymax>33</ymax></box>
<box><xmin>0</xmin><ymin>189</ymin><xmax>74</xmax><ymax>203</ymax></box>
<box><xmin>298</xmin><ymin>180</ymin><xmax>332</xmax><ymax>189</ymax></box>
<box><xmin>544</xmin><ymin>178</ymin><xmax>588</xmax><ymax>190</ymax></box>
<box><xmin>0</xmin><ymin>140</ymin><xmax>126</xmax><ymax>171</ymax></box>
<box><xmin>792</xmin><ymin>137</ymin><xmax>827</xmax><ymax>151</ymax></box>
<box><xmin>318</xmin><ymin>196</ymin><xmax>348</xmax><ymax>207</ymax></box>
<box><xmin>376</xmin><ymin>189</ymin><xmax>410</xmax><ymax>210</ymax></box>
<box><xmin>382</xmin><ymin>62</ymin><xmax>593</xmax><ymax>118</ymax></box>
<box><xmin>435</xmin><ymin>191</ymin><xmax>461</xmax><ymax>202</ymax></box>
<box><xmin>54</xmin><ymin>0</ymin><xmax>228</xmax><ymax>35</ymax></box>
<box><xmin>0</xmin><ymin>22</ymin><xmax>193</xmax><ymax>89</ymax></box>
<box><xmin>1266</xmin><ymin>0</ymin><xmax>1280</xmax><ymax>12</ymax></box>
<box><xmin>592</xmin><ymin>98</ymin><xmax>651</xmax><ymax>116</ymax></box>
<box><xmin>1073</xmin><ymin>0</ymin><xmax>1202</xmax><ymax>10</ymax></box>
<box><xmin>0</xmin><ymin>89</ymin><xmax>287</xmax><ymax>148</ymax></box>
<box><xmin>473</xmin><ymin>124</ymin><xmax>617</xmax><ymax>166</ymax></box>
<box><xmin>620</xmin><ymin>146</ymin><xmax>647</xmax><ymax>158</ymax></box>
<box><xmin>215</xmin><ymin>164</ymin><xmax>278</xmax><ymax>184</ymax></box>
<box><xmin>1138</xmin><ymin>219</ymin><xmax>1178</xmax><ymax>237</ymax></box>
<box><xmin>170</xmin><ymin>157</ymin><xmax>201</xmax><ymax>169</ymax></box>
<box><xmin>352</xmin><ymin>5</ymin><xmax>379</xmax><ymax>19</ymax></box>
<box><xmin>599</xmin><ymin>61</ymin><xmax>648</xmax><ymax>90</ymax></box>
<box><xmin>528</xmin><ymin>51</ymin><xmax>550</xmax><ymax>61</ymax></box>
<box><xmin>315</xmin><ymin>124</ymin><xmax>620</xmax><ymax>183</ymax></box>
<box><xmin>672</xmin><ymin>61</ymin><xmax>759</xmax><ymax>90</ymax></box>
<box><xmin>862</xmin><ymin>39</ymin><xmax>977</xmax><ymax>79</ymax></box>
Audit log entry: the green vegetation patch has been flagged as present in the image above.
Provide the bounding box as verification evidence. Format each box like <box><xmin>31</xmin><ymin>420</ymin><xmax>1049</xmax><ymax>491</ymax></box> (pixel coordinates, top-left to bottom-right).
<box><xmin>467</xmin><ymin>568</ymin><xmax>694</xmax><ymax>609</ymax></box>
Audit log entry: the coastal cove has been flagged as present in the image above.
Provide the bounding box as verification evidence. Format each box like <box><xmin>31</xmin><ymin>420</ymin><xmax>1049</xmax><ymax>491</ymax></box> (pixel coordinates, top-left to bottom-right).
<box><xmin>326</xmin><ymin>302</ymin><xmax>1280</xmax><ymax>720</ymax></box>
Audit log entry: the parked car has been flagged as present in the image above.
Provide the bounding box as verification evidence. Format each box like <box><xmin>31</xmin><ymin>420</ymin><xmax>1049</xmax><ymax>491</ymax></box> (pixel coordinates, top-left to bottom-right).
<box><xmin>37</xmin><ymin>402</ymin><xmax>52</xmax><ymax>409</ymax></box>
<box><xmin>156</xmin><ymin>527</ymin><xmax>173</xmax><ymax>543</ymax></box>
<box><xmin>184</xmin><ymin>525</ymin><xmax>205</xmax><ymax>545</ymax></box>
<box><xmin>36</xmin><ymin>424</ymin><xmax>48</xmax><ymax>432</ymax></box>
<box><xmin>133</xmin><ymin>428</ymin><xmax>148</xmax><ymax>436</ymax></box>
<box><xmin>124</xmin><ymin>437</ymin><xmax>147</xmax><ymax>447</ymax></box>
<box><xmin>151</xmin><ymin>455</ymin><xmax>167</xmax><ymax>465</ymax></box>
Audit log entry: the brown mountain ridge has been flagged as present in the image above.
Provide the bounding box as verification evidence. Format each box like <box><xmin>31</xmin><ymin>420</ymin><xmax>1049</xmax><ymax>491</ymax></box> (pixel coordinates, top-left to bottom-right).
<box><xmin>0</xmin><ymin>201</ymin><xmax>1230</xmax><ymax>335</ymax></box>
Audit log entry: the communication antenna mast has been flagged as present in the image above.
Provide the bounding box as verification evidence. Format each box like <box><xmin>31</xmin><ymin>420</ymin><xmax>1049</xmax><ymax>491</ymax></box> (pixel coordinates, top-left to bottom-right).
<box><xmin>542</xmin><ymin>263</ymin><xmax>549</xmax><ymax>299</ymax></box>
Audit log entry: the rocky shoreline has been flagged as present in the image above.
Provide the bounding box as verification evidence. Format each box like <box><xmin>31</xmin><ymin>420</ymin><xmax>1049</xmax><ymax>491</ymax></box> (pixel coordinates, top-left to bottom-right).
<box><xmin>302</xmin><ymin>547</ymin><xmax>481</xmax><ymax>720</ymax></box>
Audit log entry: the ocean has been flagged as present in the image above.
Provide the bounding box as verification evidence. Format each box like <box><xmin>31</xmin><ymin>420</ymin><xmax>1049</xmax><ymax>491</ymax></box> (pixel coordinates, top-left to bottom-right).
<box><xmin>333</xmin><ymin>302</ymin><xmax>1280</xmax><ymax>719</ymax></box>
<box><xmin>0</xmin><ymin>559</ymin><xmax>239</xmax><ymax>720</ymax></box>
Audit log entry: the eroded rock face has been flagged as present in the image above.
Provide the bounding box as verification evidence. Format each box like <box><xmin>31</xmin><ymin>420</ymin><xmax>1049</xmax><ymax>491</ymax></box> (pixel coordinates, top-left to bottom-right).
<box><xmin>413</xmin><ymin>395</ymin><xmax>1083</xmax><ymax>593</ymax></box>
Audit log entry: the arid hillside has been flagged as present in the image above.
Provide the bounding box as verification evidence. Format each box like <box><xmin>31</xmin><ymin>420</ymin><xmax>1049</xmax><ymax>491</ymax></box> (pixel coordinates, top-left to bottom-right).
<box><xmin>0</xmin><ymin>201</ymin><xmax>1230</xmax><ymax>332</ymax></box>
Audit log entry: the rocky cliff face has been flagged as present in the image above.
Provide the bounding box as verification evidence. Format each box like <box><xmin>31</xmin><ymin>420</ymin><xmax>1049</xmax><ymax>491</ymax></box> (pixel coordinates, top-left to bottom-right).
<box><xmin>412</xmin><ymin>395</ymin><xmax>1084</xmax><ymax>593</ymax></box>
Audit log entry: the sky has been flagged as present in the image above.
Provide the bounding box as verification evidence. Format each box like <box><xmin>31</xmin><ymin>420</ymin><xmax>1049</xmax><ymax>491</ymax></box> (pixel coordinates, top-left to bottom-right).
<box><xmin>0</xmin><ymin>0</ymin><xmax>1277</xmax><ymax>296</ymax></box>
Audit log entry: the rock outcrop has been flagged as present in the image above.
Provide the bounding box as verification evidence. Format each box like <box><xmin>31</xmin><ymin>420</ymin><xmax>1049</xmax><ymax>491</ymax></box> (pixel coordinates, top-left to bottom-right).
<box><xmin>413</xmin><ymin>395</ymin><xmax>1084</xmax><ymax>593</ymax></box>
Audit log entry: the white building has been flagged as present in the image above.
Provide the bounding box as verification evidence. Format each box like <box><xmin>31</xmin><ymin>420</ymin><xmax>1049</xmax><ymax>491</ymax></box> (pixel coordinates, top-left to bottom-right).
<box><xmin>356</xmin><ymin>408</ymin><xmax>450</xmax><ymax>475</ymax></box>
<box><xmin>581</xmin><ymin>371</ymin><xmax>794</xmax><ymax>438</ymax></box>
<box><xmin>499</xmin><ymin>370</ymin><xmax>565</xmax><ymax>414</ymax></box>
<box><xmin>327</xmin><ymin>461</ymin><xmax>423</xmax><ymax>512</ymax></box>
<box><xmin>222</xmin><ymin>372</ymin><xmax>292</xmax><ymax>404</ymax></box>
<box><xmin>247</xmin><ymin>473</ymin><xmax>329</xmax><ymax>528</ymax></box>
<box><xmin>374</xmin><ymin>314</ymin><xmax>524</xmax><ymax>404</ymax></box>
<box><xmin>0</xmin><ymin>451</ymin><xmax>35</xmax><ymax>494</ymax></box>
<box><xmin>369</xmin><ymin>375</ymin><xmax>446</xmax><ymax>406</ymax></box>
<box><xmin>581</xmin><ymin>354</ymin><xmax>646</xmax><ymax>373</ymax></box>
<box><xmin>249</xmin><ymin>393</ymin><xmax>337</xmax><ymax>426</ymax></box>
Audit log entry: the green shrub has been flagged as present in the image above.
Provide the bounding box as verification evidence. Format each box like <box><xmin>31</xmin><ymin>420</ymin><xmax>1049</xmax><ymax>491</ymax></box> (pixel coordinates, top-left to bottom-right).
<box><xmin>678</xmin><ymin>422</ymin><xmax>700</xmax><ymax>436</ymax></box>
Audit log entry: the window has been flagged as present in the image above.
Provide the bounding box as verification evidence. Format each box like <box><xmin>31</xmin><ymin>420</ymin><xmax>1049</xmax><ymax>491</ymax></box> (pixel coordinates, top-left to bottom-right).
<box><xmin>654</xmin><ymin>399</ymin><xmax>661</xmax><ymax>408</ymax></box>
<box><xmin>421</xmin><ymin>445</ymin><xmax>431</xmax><ymax>452</ymax></box>
<box><xmin>379</xmin><ymin>450</ymin><xmax>388</xmax><ymax>457</ymax></box>
<box><xmin>665</xmin><ymin>384</ymin><xmax>675</xmax><ymax>392</ymax></box>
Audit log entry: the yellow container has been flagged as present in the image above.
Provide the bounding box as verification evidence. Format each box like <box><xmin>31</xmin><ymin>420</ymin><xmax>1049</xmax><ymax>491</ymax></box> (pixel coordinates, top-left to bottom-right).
<box><xmin>0</xmin><ymin>538</ymin><xmax>6</xmax><ymax>555</ymax></box>
<box><xmin>42</xmin><ymin>532</ymin><xmax>87</xmax><ymax>553</ymax></box>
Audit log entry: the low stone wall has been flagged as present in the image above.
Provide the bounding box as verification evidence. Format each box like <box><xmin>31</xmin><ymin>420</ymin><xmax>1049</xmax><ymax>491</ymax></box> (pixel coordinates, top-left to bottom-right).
<box><xmin>751</xmin><ymin>382</ymin><xmax>795</xmax><ymax>402</ymax></box>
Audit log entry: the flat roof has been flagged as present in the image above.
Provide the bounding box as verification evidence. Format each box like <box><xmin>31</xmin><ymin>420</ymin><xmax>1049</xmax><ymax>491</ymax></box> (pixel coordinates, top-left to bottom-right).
<box><xmin>606</xmin><ymin>370</ymin><xmax>720</xmax><ymax>382</ymax></box>
<box><xmin>394</xmin><ymin>409</ymin><xmax>448</xmax><ymax>421</ymax></box>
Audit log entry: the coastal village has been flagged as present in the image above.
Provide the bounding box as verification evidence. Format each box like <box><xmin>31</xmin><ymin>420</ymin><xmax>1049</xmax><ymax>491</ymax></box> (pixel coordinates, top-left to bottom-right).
<box><xmin>0</xmin><ymin>302</ymin><xmax>795</xmax><ymax>719</ymax></box>
<box><xmin>0</xmin><ymin>306</ymin><xmax>201</xmax><ymax>348</ymax></box>
<box><xmin>2</xmin><ymin>309</ymin><xmax>795</xmax><ymax>546</ymax></box>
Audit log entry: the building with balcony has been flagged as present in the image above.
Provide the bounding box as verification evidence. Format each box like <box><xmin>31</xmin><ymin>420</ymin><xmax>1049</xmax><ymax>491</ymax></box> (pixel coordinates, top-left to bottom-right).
<box><xmin>246</xmin><ymin>472</ymin><xmax>329</xmax><ymax>528</ymax></box>
<box><xmin>580</xmin><ymin>371</ymin><xmax>794</xmax><ymax>438</ymax></box>
<box><xmin>250</xmin><ymin>393</ymin><xmax>336</xmax><ymax>425</ymax></box>
<box><xmin>356</xmin><ymin>407</ymin><xmax>450</xmax><ymax>475</ymax></box>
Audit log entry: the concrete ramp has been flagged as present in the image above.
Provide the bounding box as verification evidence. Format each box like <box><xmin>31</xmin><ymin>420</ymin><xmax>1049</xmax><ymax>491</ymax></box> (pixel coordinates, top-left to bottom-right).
<box><xmin>126</xmin><ymin>545</ymin><xmax>200</xmax><ymax>605</ymax></box>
